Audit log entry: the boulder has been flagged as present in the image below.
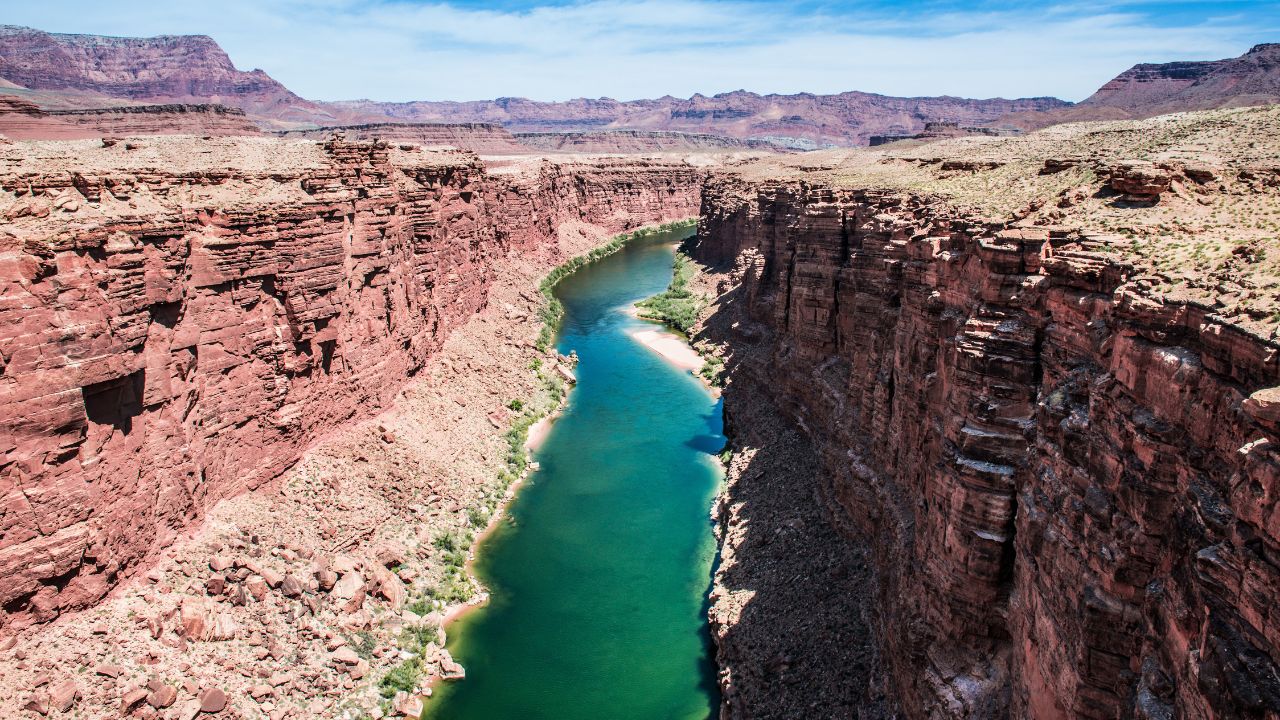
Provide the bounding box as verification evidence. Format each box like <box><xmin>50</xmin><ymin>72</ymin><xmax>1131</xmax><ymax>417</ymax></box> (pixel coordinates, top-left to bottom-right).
<box><xmin>181</xmin><ymin>597</ymin><xmax>240</xmax><ymax>641</ymax></box>
<box><xmin>49</xmin><ymin>680</ymin><xmax>79</xmax><ymax>712</ymax></box>
<box><xmin>121</xmin><ymin>686</ymin><xmax>149</xmax><ymax>713</ymax></box>
<box><xmin>147</xmin><ymin>684</ymin><xmax>178</xmax><ymax>709</ymax></box>
<box><xmin>198</xmin><ymin>687</ymin><xmax>227</xmax><ymax>713</ymax></box>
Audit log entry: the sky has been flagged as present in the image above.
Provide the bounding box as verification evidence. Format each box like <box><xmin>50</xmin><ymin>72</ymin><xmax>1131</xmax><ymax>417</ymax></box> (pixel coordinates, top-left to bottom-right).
<box><xmin>7</xmin><ymin>1</ymin><xmax>1280</xmax><ymax>103</ymax></box>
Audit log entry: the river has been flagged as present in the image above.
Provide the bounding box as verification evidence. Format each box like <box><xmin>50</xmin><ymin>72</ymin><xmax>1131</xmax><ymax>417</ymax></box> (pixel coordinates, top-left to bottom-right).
<box><xmin>424</xmin><ymin>226</ymin><xmax>724</xmax><ymax>719</ymax></box>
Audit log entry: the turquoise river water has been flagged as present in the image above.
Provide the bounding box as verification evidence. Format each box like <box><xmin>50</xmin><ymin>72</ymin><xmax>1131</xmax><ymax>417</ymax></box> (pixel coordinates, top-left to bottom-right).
<box><xmin>425</xmin><ymin>227</ymin><xmax>724</xmax><ymax>719</ymax></box>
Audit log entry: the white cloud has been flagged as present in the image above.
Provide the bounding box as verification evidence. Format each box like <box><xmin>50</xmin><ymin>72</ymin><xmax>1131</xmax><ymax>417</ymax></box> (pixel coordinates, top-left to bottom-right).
<box><xmin>5</xmin><ymin>1</ymin><xmax>1276</xmax><ymax>102</ymax></box>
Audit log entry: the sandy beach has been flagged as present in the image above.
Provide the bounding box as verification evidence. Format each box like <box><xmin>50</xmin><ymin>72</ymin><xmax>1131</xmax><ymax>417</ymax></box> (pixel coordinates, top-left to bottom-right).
<box><xmin>524</xmin><ymin>412</ymin><xmax>559</xmax><ymax>450</ymax></box>
<box><xmin>630</xmin><ymin>327</ymin><xmax>705</xmax><ymax>372</ymax></box>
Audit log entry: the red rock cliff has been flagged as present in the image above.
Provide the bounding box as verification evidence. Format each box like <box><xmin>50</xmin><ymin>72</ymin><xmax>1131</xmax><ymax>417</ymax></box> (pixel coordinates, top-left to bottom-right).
<box><xmin>0</xmin><ymin>136</ymin><xmax>702</xmax><ymax>631</ymax></box>
<box><xmin>696</xmin><ymin>177</ymin><xmax>1280</xmax><ymax>719</ymax></box>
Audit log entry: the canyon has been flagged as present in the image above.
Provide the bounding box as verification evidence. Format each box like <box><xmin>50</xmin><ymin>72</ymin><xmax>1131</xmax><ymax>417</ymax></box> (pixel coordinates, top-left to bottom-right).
<box><xmin>0</xmin><ymin>19</ymin><xmax>1278</xmax><ymax>718</ymax></box>
<box><xmin>0</xmin><ymin>132</ymin><xmax>702</xmax><ymax>629</ymax></box>
<box><xmin>691</xmin><ymin>106</ymin><xmax>1280</xmax><ymax>719</ymax></box>
<box><xmin>0</xmin><ymin>131</ymin><xmax>702</xmax><ymax>717</ymax></box>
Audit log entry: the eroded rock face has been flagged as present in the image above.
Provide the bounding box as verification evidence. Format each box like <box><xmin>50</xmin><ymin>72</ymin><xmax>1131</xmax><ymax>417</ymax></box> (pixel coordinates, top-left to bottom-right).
<box><xmin>0</xmin><ymin>135</ymin><xmax>702</xmax><ymax>632</ymax></box>
<box><xmin>1</xmin><ymin>97</ymin><xmax>260</xmax><ymax>143</ymax></box>
<box><xmin>696</xmin><ymin>177</ymin><xmax>1280</xmax><ymax>719</ymax></box>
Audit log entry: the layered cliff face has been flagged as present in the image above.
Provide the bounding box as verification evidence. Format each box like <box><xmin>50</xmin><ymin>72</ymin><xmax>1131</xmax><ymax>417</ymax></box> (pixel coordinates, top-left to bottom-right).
<box><xmin>1003</xmin><ymin>43</ymin><xmax>1280</xmax><ymax>130</ymax></box>
<box><xmin>0</xmin><ymin>25</ymin><xmax>334</xmax><ymax>126</ymax></box>
<box><xmin>0</xmin><ymin>135</ymin><xmax>702</xmax><ymax>633</ymax></box>
<box><xmin>695</xmin><ymin>107</ymin><xmax>1280</xmax><ymax>719</ymax></box>
<box><xmin>0</xmin><ymin>95</ymin><xmax>262</xmax><ymax>140</ymax></box>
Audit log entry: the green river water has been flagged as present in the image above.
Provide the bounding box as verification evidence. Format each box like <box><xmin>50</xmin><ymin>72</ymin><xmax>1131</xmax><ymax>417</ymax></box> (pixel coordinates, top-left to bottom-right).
<box><xmin>424</xmin><ymin>226</ymin><xmax>724</xmax><ymax>720</ymax></box>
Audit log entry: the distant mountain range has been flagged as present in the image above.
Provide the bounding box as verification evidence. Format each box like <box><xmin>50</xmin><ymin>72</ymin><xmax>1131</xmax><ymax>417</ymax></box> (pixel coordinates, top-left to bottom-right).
<box><xmin>1002</xmin><ymin>43</ymin><xmax>1280</xmax><ymax>129</ymax></box>
<box><xmin>0</xmin><ymin>24</ymin><xmax>1276</xmax><ymax>146</ymax></box>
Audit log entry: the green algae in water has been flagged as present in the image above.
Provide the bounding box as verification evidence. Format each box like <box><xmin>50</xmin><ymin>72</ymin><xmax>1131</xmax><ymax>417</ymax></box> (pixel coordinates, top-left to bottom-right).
<box><xmin>425</xmin><ymin>227</ymin><xmax>723</xmax><ymax>719</ymax></box>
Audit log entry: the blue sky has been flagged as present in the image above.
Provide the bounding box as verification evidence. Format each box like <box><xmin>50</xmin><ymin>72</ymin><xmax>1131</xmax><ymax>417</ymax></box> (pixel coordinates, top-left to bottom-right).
<box><xmin>8</xmin><ymin>1</ymin><xmax>1279</xmax><ymax>103</ymax></box>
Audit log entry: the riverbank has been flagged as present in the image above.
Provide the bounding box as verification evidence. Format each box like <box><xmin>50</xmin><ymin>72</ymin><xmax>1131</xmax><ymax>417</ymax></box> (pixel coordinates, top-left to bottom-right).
<box><xmin>629</xmin><ymin>328</ymin><xmax>705</xmax><ymax>372</ymax></box>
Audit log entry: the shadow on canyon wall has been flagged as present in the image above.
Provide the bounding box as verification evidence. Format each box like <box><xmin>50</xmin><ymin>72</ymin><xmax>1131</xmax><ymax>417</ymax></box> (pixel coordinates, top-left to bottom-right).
<box><xmin>694</xmin><ymin>255</ymin><xmax>892</xmax><ymax>720</ymax></box>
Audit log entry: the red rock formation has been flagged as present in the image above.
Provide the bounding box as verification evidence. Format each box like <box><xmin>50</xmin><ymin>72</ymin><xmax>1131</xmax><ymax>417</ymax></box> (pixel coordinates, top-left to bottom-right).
<box><xmin>0</xmin><ymin>136</ymin><xmax>702</xmax><ymax>632</ymax></box>
<box><xmin>0</xmin><ymin>95</ymin><xmax>262</xmax><ymax>140</ymax></box>
<box><xmin>696</xmin><ymin>178</ymin><xmax>1280</xmax><ymax>719</ymax></box>
<box><xmin>0</xmin><ymin>25</ymin><xmax>337</xmax><ymax>127</ymax></box>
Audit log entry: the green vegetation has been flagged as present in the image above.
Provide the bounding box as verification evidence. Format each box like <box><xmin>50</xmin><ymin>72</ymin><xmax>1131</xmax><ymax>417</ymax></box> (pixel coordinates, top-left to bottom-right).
<box><xmin>406</xmin><ymin>597</ymin><xmax>432</xmax><ymax>616</ymax></box>
<box><xmin>347</xmin><ymin>629</ymin><xmax>378</xmax><ymax>660</ymax></box>
<box><xmin>433</xmin><ymin>531</ymin><xmax>462</xmax><ymax>553</ymax></box>
<box><xmin>398</xmin><ymin>620</ymin><xmax>441</xmax><ymax>654</ymax></box>
<box><xmin>507</xmin><ymin>398</ymin><xmax>524</xmax><ymax>411</ymax></box>
<box><xmin>379</xmin><ymin>657</ymin><xmax>423</xmax><ymax>698</ymax></box>
<box><xmin>635</xmin><ymin>250</ymin><xmax>705</xmax><ymax>334</ymax></box>
<box><xmin>426</xmin><ymin>529</ymin><xmax>474</xmax><ymax>604</ymax></box>
<box><xmin>699</xmin><ymin>354</ymin><xmax>725</xmax><ymax>387</ymax></box>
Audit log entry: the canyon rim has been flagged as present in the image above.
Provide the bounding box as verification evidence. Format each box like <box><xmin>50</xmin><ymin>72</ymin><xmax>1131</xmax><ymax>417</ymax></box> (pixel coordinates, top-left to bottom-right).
<box><xmin>1</xmin><ymin>4</ymin><xmax>1279</xmax><ymax>720</ymax></box>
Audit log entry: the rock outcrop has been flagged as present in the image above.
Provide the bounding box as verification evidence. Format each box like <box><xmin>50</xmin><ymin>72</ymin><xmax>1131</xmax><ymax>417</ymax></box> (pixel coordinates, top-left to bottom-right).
<box><xmin>0</xmin><ymin>134</ymin><xmax>702</xmax><ymax>632</ymax></box>
<box><xmin>274</xmin><ymin>122</ymin><xmax>529</xmax><ymax>155</ymax></box>
<box><xmin>696</xmin><ymin>176</ymin><xmax>1279</xmax><ymax>718</ymax></box>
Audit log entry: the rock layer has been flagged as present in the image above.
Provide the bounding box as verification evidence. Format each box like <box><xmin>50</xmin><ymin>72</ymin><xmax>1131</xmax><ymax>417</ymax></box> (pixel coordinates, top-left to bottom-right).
<box><xmin>0</xmin><ymin>135</ymin><xmax>702</xmax><ymax>632</ymax></box>
<box><xmin>695</xmin><ymin>177</ymin><xmax>1280</xmax><ymax>719</ymax></box>
<box><xmin>273</xmin><ymin>123</ymin><xmax>528</xmax><ymax>155</ymax></box>
<box><xmin>0</xmin><ymin>95</ymin><xmax>262</xmax><ymax>140</ymax></box>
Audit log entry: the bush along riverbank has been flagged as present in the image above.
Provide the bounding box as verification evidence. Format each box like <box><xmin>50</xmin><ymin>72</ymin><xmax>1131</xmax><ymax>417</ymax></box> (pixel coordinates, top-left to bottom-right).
<box><xmin>390</xmin><ymin>219</ymin><xmax>698</xmax><ymax>714</ymax></box>
<box><xmin>633</xmin><ymin>238</ymin><xmax>730</xmax><ymax>389</ymax></box>
<box><xmin>634</xmin><ymin>246</ymin><xmax>704</xmax><ymax>334</ymax></box>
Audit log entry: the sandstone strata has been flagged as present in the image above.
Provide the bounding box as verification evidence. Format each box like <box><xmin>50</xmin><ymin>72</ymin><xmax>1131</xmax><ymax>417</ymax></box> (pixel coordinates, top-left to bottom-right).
<box><xmin>695</xmin><ymin>107</ymin><xmax>1280</xmax><ymax>718</ymax></box>
<box><xmin>0</xmin><ymin>95</ymin><xmax>262</xmax><ymax>140</ymax></box>
<box><xmin>0</xmin><ymin>25</ymin><xmax>335</xmax><ymax>127</ymax></box>
<box><xmin>0</xmin><ymin>134</ymin><xmax>702</xmax><ymax>635</ymax></box>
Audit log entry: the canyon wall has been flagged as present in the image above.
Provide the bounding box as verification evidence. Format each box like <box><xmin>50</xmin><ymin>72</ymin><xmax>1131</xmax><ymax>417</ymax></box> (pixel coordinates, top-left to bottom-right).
<box><xmin>696</xmin><ymin>177</ymin><xmax>1280</xmax><ymax>719</ymax></box>
<box><xmin>0</xmin><ymin>136</ymin><xmax>702</xmax><ymax>632</ymax></box>
<box><xmin>0</xmin><ymin>95</ymin><xmax>263</xmax><ymax>140</ymax></box>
